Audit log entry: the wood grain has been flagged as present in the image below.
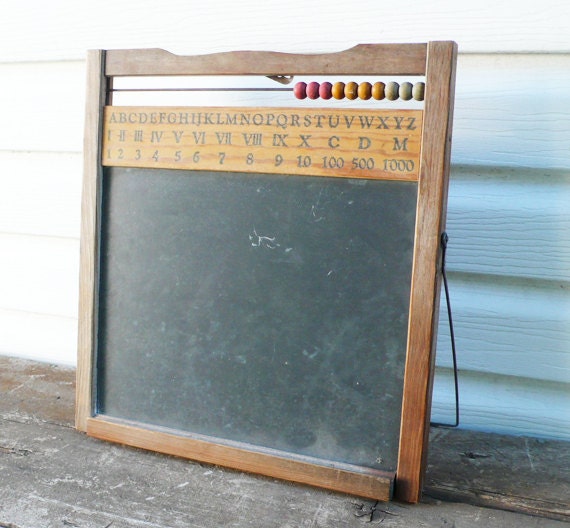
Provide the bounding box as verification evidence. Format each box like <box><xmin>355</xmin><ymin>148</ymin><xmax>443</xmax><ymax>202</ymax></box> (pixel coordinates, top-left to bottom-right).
<box><xmin>396</xmin><ymin>41</ymin><xmax>457</xmax><ymax>503</ymax></box>
<box><xmin>75</xmin><ymin>50</ymin><xmax>106</xmax><ymax>432</ymax></box>
<box><xmin>102</xmin><ymin>106</ymin><xmax>422</xmax><ymax>181</ymax></box>
<box><xmin>87</xmin><ymin>416</ymin><xmax>393</xmax><ymax>501</ymax></box>
<box><xmin>105</xmin><ymin>44</ymin><xmax>427</xmax><ymax>77</ymax></box>
<box><xmin>425</xmin><ymin>427</ymin><xmax>570</xmax><ymax>522</ymax></box>
<box><xmin>4</xmin><ymin>357</ymin><xmax>569</xmax><ymax>525</ymax></box>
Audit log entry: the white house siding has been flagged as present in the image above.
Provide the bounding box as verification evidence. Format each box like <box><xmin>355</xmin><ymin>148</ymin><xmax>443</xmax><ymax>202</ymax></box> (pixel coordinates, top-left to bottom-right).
<box><xmin>0</xmin><ymin>1</ymin><xmax>568</xmax><ymax>439</ymax></box>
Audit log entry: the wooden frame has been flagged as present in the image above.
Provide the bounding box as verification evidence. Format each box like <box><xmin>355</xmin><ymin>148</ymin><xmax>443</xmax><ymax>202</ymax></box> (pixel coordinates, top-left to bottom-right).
<box><xmin>76</xmin><ymin>43</ymin><xmax>457</xmax><ymax>503</ymax></box>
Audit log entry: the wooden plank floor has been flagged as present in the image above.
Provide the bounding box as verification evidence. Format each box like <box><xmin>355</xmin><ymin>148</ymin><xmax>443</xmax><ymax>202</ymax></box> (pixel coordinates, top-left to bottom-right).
<box><xmin>1</xmin><ymin>355</ymin><xmax>568</xmax><ymax>527</ymax></box>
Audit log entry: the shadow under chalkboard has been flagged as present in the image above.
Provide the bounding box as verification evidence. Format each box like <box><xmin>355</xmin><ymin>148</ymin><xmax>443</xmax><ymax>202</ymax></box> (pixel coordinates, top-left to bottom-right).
<box><xmin>96</xmin><ymin>167</ymin><xmax>417</xmax><ymax>472</ymax></box>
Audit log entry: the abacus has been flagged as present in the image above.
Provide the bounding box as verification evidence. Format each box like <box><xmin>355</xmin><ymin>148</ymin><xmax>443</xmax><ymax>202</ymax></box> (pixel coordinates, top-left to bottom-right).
<box><xmin>293</xmin><ymin>80</ymin><xmax>425</xmax><ymax>101</ymax></box>
<box><xmin>77</xmin><ymin>43</ymin><xmax>457</xmax><ymax>504</ymax></box>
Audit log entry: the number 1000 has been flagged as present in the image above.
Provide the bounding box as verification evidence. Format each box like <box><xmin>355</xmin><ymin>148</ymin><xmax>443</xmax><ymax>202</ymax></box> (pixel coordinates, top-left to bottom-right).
<box><xmin>383</xmin><ymin>159</ymin><xmax>415</xmax><ymax>172</ymax></box>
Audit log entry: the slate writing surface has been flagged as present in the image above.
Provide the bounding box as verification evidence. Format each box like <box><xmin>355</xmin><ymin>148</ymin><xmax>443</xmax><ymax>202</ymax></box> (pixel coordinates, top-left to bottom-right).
<box><xmin>96</xmin><ymin>167</ymin><xmax>418</xmax><ymax>472</ymax></box>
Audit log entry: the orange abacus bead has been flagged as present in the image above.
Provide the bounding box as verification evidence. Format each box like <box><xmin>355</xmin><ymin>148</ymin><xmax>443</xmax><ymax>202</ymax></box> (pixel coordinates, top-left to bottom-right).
<box><xmin>332</xmin><ymin>82</ymin><xmax>345</xmax><ymax>100</ymax></box>
<box><xmin>372</xmin><ymin>82</ymin><xmax>385</xmax><ymax>100</ymax></box>
<box><xmin>345</xmin><ymin>81</ymin><xmax>358</xmax><ymax>100</ymax></box>
<box><xmin>386</xmin><ymin>81</ymin><xmax>399</xmax><ymax>101</ymax></box>
<box><xmin>357</xmin><ymin>82</ymin><xmax>372</xmax><ymax>100</ymax></box>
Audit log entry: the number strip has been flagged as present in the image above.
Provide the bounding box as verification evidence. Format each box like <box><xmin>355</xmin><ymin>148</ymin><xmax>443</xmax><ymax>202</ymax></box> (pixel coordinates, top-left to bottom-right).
<box><xmin>102</xmin><ymin>106</ymin><xmax>422</xmax><ymax>181</ymax></box>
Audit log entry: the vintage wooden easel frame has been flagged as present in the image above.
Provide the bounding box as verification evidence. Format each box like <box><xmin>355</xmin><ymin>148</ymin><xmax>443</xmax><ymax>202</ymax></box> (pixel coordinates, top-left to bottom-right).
<box><xmin>76</xmin><ymin>42</ymin><xmax>457</xmax><ymax>503</ymax></box>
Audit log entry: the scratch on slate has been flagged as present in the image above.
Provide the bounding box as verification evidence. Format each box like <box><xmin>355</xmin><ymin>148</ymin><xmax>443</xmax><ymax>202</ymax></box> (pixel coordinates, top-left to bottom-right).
<box><xmin>249</xmin><ymin>228</ymin><xmax>279</xmax><ymax>249</ymax></box>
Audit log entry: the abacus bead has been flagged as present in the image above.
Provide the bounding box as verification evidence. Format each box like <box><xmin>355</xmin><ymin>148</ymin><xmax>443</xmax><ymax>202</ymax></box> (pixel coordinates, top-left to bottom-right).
<box><xmin>319</xmin><ymin>81</ymin><xmax>333</xmax><ymax>100</ymax></box>
<box><xmin>413</xmin><ymin>82</ymin><xmax>425</xmax><ymax>101</ymax></box>
<box><xmin>372</xmin><ymin>82</ymin><xmax>385</xmax><ymax>100</ymax></box>
<box><xmin>386</xmin><ymin>81</ymin><xmax>399</xmax><ymax>101</ymax></box>
<box><xmin>306</xmin><ymin>81</ymin><xmax>320</xmax><ymax>99</ymax></box>
<box><xmin>399</xmin><ymin>82</ymin><xmax>413</xmax><ymax>101</ymax></box>
<box><xmin>294</xmin><ymin>82</ymin><xmax>307</xmax><ymax>99</ymax></box>
<box><xmin>332</xmin><ymin>82</ymin><xmax>345</xmax><ymax>99</ymax></box>
<box><xmin>345</xmin><ymin>81</ymin><xmax>358</xmax><ymax>100</ymax></box>
<box><xmin>358</xmin><ymin>82</ymin><xmax>372</xmax><ymax>100</ymax></box>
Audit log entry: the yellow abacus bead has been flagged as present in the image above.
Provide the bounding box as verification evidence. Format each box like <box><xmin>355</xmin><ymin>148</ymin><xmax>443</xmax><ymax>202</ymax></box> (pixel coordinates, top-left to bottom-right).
<box><xmin>372</xmin><ymin>82</ymin><xmax>385</xmax><ymax>100</ymax></box>
<box><xmin>386</xmin><ymin>82</ymin><xmax>399</xmax><ymax>101</ymax></box>
<box><xmin>413</xmin><ymin>82</ymin><xmax>425</xmax><ymax>101</ymax></box>
<box><xmin>399</xmin><ymin>82</ymin><xmax>413</xmax><ymax>101</ymax></box>
<box><xmin>332</xmin><ymin>82</ymin><xmax>345</xmax><ymax>100</ymax></box>
<box><xmin>358</xmin><ymin>82</ymin><xmax>372</xmax><ymax>100</ymax></box>
<box><xmin>345</xmin><ymin>81</ymin><xmax>358</xmax><ymax>100</ymax></box>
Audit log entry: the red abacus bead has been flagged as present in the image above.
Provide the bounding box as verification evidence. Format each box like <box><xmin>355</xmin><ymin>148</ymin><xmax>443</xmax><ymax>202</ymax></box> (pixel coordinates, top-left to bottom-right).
<box><xmin>294</xmin><ymin>82</ymin><xmax>307</xmax><ymax>99</ymax></box>
<box><xmin>319</xmin><ymin>81</ymin><xmax>333</xmax><ymax>99</ymax></box>
<box><xmin>306</xmin><ymin>81</ymin><xmax>320</xmax><ymax>99</ymax></box>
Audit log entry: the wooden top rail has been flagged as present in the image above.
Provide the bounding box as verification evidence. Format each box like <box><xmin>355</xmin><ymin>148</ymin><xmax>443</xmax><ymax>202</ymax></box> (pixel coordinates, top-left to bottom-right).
<box><xmin>104</xmin><ymin>44</ymin><xmax>429</xmax><ymax>77</ymax></box>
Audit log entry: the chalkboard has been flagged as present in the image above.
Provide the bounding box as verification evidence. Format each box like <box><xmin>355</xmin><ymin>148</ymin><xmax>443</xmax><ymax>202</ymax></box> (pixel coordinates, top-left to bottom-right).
<box><xmin>76</xmin><ymin>43</ymin><xmax>457</xmax><ymax>503</ymax></box>
<box><xmin>96</xmin><ymin>167</ymin><xmax>417</xmax><ymax>471</ymax></box>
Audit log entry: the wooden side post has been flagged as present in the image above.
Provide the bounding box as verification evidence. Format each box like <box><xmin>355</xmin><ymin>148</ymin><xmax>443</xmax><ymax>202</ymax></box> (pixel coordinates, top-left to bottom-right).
<box><xmin>76</xmin><ymin>50</ymin><xmax>106</xmax><ymax>432</ymax></box>
<box><xmin>395</xmin><ymin>41</ymin><xmax>458</xmax><ymax>503</ymax></box>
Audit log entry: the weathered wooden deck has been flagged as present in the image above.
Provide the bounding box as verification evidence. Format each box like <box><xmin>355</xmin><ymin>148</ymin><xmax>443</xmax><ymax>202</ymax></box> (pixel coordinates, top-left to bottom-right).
<box><xmin>1</xmin><ymin>356</ymin><xmax>568</xmax><ymax>527</ymax></box>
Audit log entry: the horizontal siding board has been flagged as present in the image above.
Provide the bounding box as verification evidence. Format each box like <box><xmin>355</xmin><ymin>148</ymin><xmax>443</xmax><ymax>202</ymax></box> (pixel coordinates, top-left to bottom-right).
<box><xmin>432</xmin><ymin>369</ymin><xmax>570</xmax><ymax>441</ymax></box>
<box><xmin>0</xmin><ymin>62</ymin><xmax>86</xmax><ymax>152</ymax></box>
<box><xmin>436</xmin><ymin>276</ymin><xmax>570</xmax><ymax>384</ymax></box>
<box><xmin>0</xmin><ymin>309</ymin><xmax>77</xmax><ymax>366</ymax></box>
<box><xmin>1</xmin><ymin>0</ymin><xmax>569</xmax><ymax>62</ymax></box>
<box><xmin>445</xmin><ymin>166</ymin><xmax>570</xmax><ymax>282</ymax></box>
<box><xmin>0</xmin><ymin>234</ymin><xmax>79</xmax><ymax>319</ymax></box>
<box><xmin>452</xmin><ymin>54</ymin><xmax>570</xmax><ymax>169</ymax></box>
<box><xmin>0</xmin><ymin>152</ymin><xmax>82</xmax><ymax>238</ymax></box>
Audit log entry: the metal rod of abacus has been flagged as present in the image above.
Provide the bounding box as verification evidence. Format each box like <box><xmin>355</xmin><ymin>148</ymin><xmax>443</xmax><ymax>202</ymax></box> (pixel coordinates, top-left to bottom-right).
<box><xmin>110</xmin><ymin>81</ymin><xmax>426</xmax><ymax>101</ymax></box>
